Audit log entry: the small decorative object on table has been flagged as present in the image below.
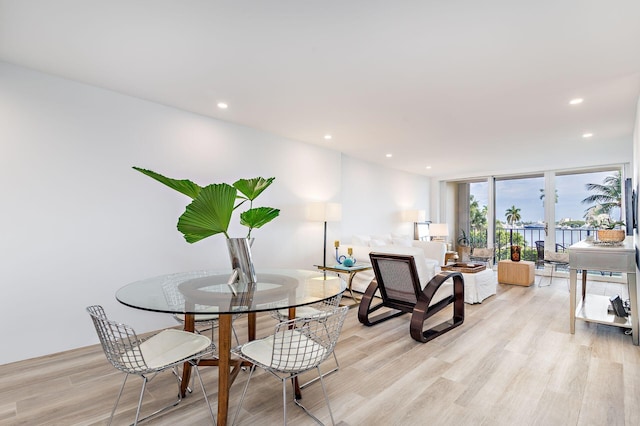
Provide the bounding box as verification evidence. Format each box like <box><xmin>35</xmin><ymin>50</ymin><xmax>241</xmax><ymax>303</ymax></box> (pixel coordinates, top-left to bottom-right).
<box><xmin>510</xmin><ymin>245</ymin><xmax>521</xmax><ymax>262</ymax></box>
<box><xmin>441</xmin><ymin>262</ymin><xmax>486</xmax><ymax>273</ymax></box>
<box><xmin>335</xmin><ymin>241</ymin><xmax>356</xmax><ymax>265</ymax></box>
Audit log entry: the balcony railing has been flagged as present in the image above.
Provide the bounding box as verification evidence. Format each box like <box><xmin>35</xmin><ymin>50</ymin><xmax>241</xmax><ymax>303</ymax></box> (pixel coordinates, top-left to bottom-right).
<box><xmin>466</xmin><ymin>226</ymin><xmax>622</xmax><ymax>279</ymax></box>
<box><xmin>470</xmin><ymin>226</ymin><xmax>596</xmax><ymax>263</ymax></box>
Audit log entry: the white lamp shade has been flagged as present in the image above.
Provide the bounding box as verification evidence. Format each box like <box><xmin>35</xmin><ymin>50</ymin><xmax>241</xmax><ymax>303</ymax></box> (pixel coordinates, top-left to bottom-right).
<box><xmin>429</xmin><ymin>223</ymin><xmax>449</xmax><ymax>238</ymax></box>
<box><xmin>307</xmin><ymin>202</ymin><xmax>342</xmax><ymax>222</ymax></box>
<box><xmin>402</xmin><ymin>209</ymin><xmax>426</xmax><ymax>222</ymax></box>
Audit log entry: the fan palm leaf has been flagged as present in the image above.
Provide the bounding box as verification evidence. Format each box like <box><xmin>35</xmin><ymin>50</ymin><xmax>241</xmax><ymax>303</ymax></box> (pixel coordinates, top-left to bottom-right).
<box><xmin>133</xmin><ymin>167</ymin><xmax>201</xmax><ymax>199</ymax></box>
<box><xmin>234</xmin><ymin>177</ymin><xmax>276</xmax><ymax>201</ymax></box>
<box><xmin>581</xmin><ymin>172</ymin><xmax>621</xmax><ymax>216</ymax></box>
<box><xmin>177</xmin><ymin>184</ymin><xmax>236</xmax><ymax>243</ymax></box>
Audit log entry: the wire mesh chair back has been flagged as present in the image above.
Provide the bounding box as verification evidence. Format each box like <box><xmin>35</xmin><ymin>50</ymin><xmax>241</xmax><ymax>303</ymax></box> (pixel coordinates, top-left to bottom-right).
<box><xmin>162</xmin><ymin>281</ymin><xmax>222</xmax><ymax>320</ymax></box>
<box><xmin>270</xmin><ymin>293</ymin><xmax>343</xmax><ymax>322</ymax></box>
<box><xmin>269</xmin><ymin>305</ymin><xmax>348</xmax><ymax>373</ymax></box>
<box><xmin>86</xmin><ymin>305</ymin><xmax>150</xmax><ymax>374</ymax></box>
<box><xmin>86</xmin><ymin>305</ymin><xmax>216</xmax><ymax>425</ymax></box>
<box><xmin>372</xmin><ymin>256</ymin><xmax>422</xmax><ymax>307</ymax></box>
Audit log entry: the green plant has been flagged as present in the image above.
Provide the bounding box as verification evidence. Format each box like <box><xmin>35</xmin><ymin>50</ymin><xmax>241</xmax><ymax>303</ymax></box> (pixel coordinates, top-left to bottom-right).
<box><xmin>588</xmin><ymin>215</ymin><xmax>625</xmax><ymax>230</ymax></box>
<box><xmin>457</xmin><ymin>229</ymin><xmax>469</xmax><ymax>246</ymax></box>
<box><xmin>133</xmin><ymin>167</ymin><xmax>280</xmax><ymax>243</ymax></box>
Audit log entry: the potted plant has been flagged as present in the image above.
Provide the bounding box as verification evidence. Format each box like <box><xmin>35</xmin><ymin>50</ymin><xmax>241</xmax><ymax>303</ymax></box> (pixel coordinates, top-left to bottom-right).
<box><xmin>457</xmin><ymin>229</ymin><xmax>471</xmax><ymax>262</ymax></box>
<box><xmin>589</xmin><ymin>215</ymin><xmax>626</xmax><ymax>242</ymax></box>
<box><xmin>133</xmin><ymin>167</ymin><xmax>280</xmax><ymax>284</ymax></box>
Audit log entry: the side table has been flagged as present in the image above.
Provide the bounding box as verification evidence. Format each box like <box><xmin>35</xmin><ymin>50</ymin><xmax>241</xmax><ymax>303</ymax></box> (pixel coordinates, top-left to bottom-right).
<box><xmin>498</xmin><ymin>260</ymin><xmax>535</xmax><ymax>286</ymax></box>
<box><xmin>444</xmin><ymin>251</ymin><xmax>459</xmax><ymax>265</ymax></box>
<box><xmin>315</xmin><ymin>263</ymin><xmax>372</xmax><ymax>304</ymax></box>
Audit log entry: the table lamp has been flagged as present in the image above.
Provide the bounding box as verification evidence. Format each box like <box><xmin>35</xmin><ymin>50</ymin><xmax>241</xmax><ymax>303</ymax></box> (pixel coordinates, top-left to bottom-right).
<box><xmin>429</xmin><ymin>223</ymin><xmax>449</xmax><ymax>242</ymax></box>
<box><xmin>307</xmin><ymin>202</ymin><xmax>342</xmax><ymax>268</ymax></box>
<box><xmin>402</xmin><ymin>209</ymin><xmax>427</xmax><ymax>240</ymax></box>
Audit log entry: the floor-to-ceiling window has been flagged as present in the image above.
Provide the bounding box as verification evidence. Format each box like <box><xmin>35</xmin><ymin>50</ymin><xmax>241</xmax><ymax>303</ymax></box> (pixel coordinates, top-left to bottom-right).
<box><xmin>495</xmin><ymin>175</ymin><xmax>544</xmax><ymax>262</ymax></box>
<box><xmin>555</xmin><ymin>169</ymin><xmax>623</xmax><ymax>247</ymax></box>
<box><xmin>454</xmin><ymin>166</ymin><xmax>626</xmax><ymax>271</ymax></box>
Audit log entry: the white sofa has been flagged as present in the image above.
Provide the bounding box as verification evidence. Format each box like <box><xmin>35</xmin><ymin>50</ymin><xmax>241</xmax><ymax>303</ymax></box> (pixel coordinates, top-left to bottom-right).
<box><xmin>338</xmin><ymin>235</ymin><xmax>447</xmax><ymax>294</ymax></box>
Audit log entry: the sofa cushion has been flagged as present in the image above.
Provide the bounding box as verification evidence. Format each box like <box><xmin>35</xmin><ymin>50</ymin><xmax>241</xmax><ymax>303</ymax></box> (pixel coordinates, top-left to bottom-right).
<box><xmin>392</xmin><ymin>236</ymin><xmax>413</xmax><ymax>247</ymax></box>
<box><xmin>411</xmin><ymin>240</ymin><xmax>447</xmax><ymax>266</ymax></box>
<box><xmin>352</xmin><ymin>234</ymin><xmax>372</xmax><ymax>246</ymax></box>
<box><xmin>372</xmin><ymin>234</ymin><xmax>393</xmax><ymax>245</ymax></box>
<box><xmin>369</xmin><ymin>239</ymin><xmax>388</xmax><ymax>247</ymax></box>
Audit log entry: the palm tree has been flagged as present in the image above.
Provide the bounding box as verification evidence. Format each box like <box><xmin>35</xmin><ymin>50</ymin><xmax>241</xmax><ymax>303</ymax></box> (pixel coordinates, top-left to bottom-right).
<box><xmin>505</xmin><ymin>205</ymin><xmax>521</xmax><ymax>226</ymax></box>
<box><xmin>581</xmin><ymin>172</ymin><xmax>621</xmax><ymax>217</ymax></box>
<box><xmin>539</xmin><ymin>188</ymin><xmax>558</xmax><ymax>206</ymax></box>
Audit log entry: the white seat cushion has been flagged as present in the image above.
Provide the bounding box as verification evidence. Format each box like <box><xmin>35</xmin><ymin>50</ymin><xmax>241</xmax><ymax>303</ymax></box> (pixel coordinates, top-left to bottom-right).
<box><xmin>133</xmin><ymin>329</ymin><xmax>211</xmax><ymax>369</ymax></box>
<box><xmin>275</xmin><ymin>305</ymin><xmax>326</xmax><ymax>319</ymax></box>
<box><xmin>240</xmin><ymin>329</ymin><xmax>327</xmax><ymax>372</ymax></box>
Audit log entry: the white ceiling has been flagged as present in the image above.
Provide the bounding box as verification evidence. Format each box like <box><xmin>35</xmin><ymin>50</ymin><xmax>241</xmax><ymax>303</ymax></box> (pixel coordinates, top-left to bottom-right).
<box><xmin>1</xmin><ymin>1</ymin><xmax>639</xmax><ymax>179</ymax></box>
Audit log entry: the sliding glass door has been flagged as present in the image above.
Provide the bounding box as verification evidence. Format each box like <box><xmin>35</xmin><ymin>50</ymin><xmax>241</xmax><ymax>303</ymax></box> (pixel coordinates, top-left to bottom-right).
<box><xmin>454</xmin><ymin>166</ymin><xmax>625</xmax><ymax>267</ymax></box>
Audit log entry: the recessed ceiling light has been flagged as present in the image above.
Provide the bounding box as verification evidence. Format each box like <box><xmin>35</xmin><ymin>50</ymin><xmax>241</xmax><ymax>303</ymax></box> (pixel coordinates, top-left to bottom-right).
<box><xmin>385</xmin><ymin>154</ymin><xmax>392</xmax><ymax>158</ymax></box>
<box><xmin>569</xmin><ymin>98</ymin><xmax>584</xmax><ymax>105</ymax></box>
<box><xmin>217</xmin><ymin>102</ymin><xmax>228</xmax><ymax>109</ymax></box>
<box><xmin>582</xmin><ymin>133</ymin><xmax>593</xmax><ymax>138</ymax></box>
<box><xmin>324</xmin><ymin>134</ymin><xmax>332</xmax><ymax>140</ymax></box>
<box><xmin>426</xmin><ymin>166</ymin><xmax>432</xmax><ymax>169</ymax></box>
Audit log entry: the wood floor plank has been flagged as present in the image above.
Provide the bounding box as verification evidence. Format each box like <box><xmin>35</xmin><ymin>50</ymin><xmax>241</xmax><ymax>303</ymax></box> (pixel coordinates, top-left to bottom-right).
<box><xmin>1</xmin><ymin>272</ymin><xmax>638</xmax><ymax>425</ymax></box>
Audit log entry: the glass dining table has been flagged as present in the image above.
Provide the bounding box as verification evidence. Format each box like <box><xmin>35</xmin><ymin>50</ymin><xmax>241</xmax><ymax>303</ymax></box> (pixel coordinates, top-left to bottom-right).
<box><xmin>116</xmin><ymin>268</ymin><xmax>345</xmax><ymax>426</ymax></box>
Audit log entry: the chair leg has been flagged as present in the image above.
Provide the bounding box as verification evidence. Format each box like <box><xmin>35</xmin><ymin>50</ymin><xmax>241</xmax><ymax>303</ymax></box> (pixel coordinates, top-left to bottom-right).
<box><xmin>192</xmin><ymin>363</ymin><xmax>216</xmax><ymax>424</ymax></box>
<box><xmin>300</xmin><ymin>349</ymin><xmax>340</xmax><ymax>389</ymax></box>
<box><xmin>317</xmin><ymin>366</ymin><xmax>336</xmax><ymax>426</ymax></box>
<box><xmin>282</xmin><ymin>377</ymin><xmax>288</xmax><ymax>426</ymax></box>
<box><xmin>134</xmin><ymin>376</ymin><xmax>148</xmax><ymax>425</ymax></box>
<box><xmin>108</xmin><ymin>373</ymin><xmax>129</xmax><ymax>426</ymax></box>
<box><xmin>132</xmin><ymin>369</ymin><xmax>184</xmax><ymax>425</ymax></box>
<box><xmin>538</xmin><ymin>264</ymin><xmax>551</xmax><ymax>287</ymax></box>
<box><xmin>232</xmin><ymin>365</ymin><xmax>256</xmax><ymax>426</ymax></box>
<box><xmin>292</xmin><ymin>368</ymin><xmax>336</xmax><ymax>426</ymax></box>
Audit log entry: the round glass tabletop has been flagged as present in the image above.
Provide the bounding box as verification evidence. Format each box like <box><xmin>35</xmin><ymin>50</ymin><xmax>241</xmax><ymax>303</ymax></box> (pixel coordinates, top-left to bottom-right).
<box><xmin>116</xmin><ymin>268</ymin><xmax>346</xmax><ymax>315</ymax></box>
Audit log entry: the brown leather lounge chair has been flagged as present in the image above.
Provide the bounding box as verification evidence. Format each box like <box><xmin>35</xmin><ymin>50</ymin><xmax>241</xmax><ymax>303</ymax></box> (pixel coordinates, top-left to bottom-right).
<box><xmin>358</xmin><ymin>252</ymin><xmax>465</xmax><ymax>343</ymax></box>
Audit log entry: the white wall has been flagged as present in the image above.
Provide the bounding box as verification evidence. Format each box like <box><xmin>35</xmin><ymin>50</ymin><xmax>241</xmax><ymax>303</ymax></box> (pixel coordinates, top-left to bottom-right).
<box><xmin>340</xmin><ymin>155</ymin><xmax>429</xmax><ymax>242</ymax></box>
<box><xmin>0</xmin><ymin>61</ymin><xmax>431</xmax><ymax>365</ymax></box>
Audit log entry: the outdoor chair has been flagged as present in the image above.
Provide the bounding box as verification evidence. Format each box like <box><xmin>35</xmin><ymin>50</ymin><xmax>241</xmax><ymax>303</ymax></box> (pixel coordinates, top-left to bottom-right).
<box><xmin>86</xmin><ymin>305</ymin><xmax>216</xmax><ymax>425</ymax></box>
<box><xmin>232</xmin><ymin>306</ymin><xmax>349</xmax><ymax>426</ymax></box>
<box><xmin>535</xmin><ymin>241</ymin><xmax>569</xmax><ymax>287</ymax></box>
<box><xmin>358</xmin><ymin>252</ymin><xmax>464</xmax><ymax>343</ymax></box>
<box><xmin>469</xmin><ymin>247</ymin><xmax>495</xmax><ymax>268</ymax></box>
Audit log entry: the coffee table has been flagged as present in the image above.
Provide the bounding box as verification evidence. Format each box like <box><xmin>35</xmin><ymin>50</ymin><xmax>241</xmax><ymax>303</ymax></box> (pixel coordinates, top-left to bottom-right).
<box><xmin>442</xmin><ymin>263</ymin><xmax>496</xmax><ymax>303</ymax></box>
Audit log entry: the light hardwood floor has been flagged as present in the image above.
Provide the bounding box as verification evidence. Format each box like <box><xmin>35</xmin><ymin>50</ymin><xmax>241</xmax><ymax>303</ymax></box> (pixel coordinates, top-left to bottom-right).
<box><xmin>2</xmin><ymin>273</ymin><xmax>639</xmax><ymax>426</ymax></box>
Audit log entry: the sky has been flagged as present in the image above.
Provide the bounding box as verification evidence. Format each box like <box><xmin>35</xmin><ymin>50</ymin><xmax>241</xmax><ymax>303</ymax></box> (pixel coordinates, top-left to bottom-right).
<box><xmin>470</xmin><ymin>170</ymin><xmax>621</xmax><ymax>224</ymax></box>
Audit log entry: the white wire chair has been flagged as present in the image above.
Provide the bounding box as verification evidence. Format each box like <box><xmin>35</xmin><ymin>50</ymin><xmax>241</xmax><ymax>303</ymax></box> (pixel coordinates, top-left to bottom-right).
<box><xmin>269</xmin><ymin>293</ymin><xmax>343</xmax><ymax>388</ymax></box>
<box><xmin>162</xmin><ymin>282</ymin><xmax>241</xmax><ymax>345</ymax></box>
<box><xmin>86</xmin><ymin>305</ymin><xmax>216</xmax><ymax>425</ymax></box>
<box><xmin>232</xmin><ymin>305</ymin><xmax>349</xmax><ymax>426</ymax></box>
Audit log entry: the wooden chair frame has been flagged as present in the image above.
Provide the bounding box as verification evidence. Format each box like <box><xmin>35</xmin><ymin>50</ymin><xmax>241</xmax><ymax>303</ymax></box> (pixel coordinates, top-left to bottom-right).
<box><xmin>358</xmin><ymin>253</ymin><xmax>464</xmax><ymax>343</ymax></box>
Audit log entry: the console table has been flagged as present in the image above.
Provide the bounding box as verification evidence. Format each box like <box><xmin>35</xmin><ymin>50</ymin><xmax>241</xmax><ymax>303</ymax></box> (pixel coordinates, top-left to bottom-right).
<box><xmin>568</xmin><ymin>238</ymin><xmax>639</xmax><ymax>345</ymax></box>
